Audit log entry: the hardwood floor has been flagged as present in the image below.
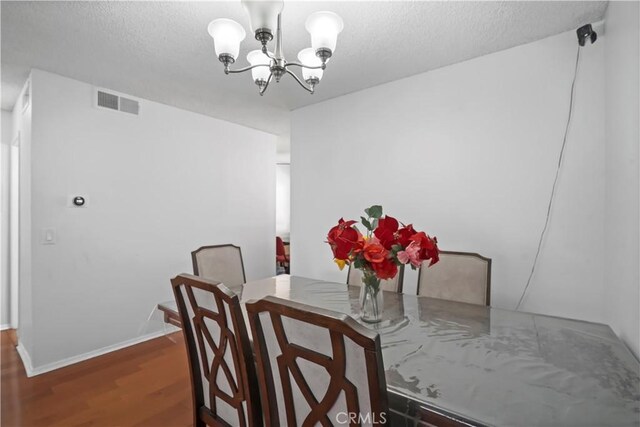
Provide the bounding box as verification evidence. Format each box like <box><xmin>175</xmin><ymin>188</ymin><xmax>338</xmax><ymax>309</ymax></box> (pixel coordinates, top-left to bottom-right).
<box><xmin>1</xmin><ymin>330</ymin><xmax>193</xmax><ymax>427</ymax></box>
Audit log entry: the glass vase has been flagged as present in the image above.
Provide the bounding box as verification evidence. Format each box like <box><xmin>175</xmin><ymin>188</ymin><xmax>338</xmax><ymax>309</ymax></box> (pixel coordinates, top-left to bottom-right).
<box><xmin>359</xmin><ymin>272</ymin><xmax>384</xmax><ymax>323</ymax></box>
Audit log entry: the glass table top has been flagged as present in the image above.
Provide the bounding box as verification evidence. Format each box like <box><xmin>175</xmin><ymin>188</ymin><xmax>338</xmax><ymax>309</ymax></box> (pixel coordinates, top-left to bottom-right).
<box><xmin>159</xmin><ymin>275</ymin><xmax>640</xmax><ymax>427</ymax></box>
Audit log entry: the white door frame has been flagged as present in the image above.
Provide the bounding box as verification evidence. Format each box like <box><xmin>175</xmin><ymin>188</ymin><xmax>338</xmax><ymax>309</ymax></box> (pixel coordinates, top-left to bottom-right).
<box><xmin>10</xmin><ymin>132</ymin><xmax>20</xmax><ymax>329</ymax></box>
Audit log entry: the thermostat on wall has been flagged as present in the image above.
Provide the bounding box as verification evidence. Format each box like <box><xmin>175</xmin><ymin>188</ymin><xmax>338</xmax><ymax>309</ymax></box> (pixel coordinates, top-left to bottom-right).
<box><xmin>68</xmin><ymin>195</ymin><xmax>89</xmax><ymax>208</ymax></box>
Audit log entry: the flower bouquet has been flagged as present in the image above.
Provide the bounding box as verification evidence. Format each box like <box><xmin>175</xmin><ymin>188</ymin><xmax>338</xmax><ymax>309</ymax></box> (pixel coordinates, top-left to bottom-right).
<box><xmin>327</xmin><ymin>205</ymin><xmax>440</xmax><ymax>322</ymax></box>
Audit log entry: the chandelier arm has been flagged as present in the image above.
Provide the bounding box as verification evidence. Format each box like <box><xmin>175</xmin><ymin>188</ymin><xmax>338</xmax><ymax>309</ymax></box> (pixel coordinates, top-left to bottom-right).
<box><xmin>259</xmin><ymin>72</ymin><xmax>274</xmax><ymax>96</ymax></box>
<box><xmin>261</xmin><ymin>48</ymin><xmax>276</xmax><ymax>60</ymax></box>
<box><xmin>284</xmin><ymin>62</ymin><xmax>326</xmax><ymax>70</ymax></box>
<box><xmin>225</xmin><ymin>64</ymin><xmax>271</xmax><ymax>75</ymax></box>
<box><xmin>285</xmin><ymin>68</ymin><xmax>314</xmax><ymax>94</ymax></box>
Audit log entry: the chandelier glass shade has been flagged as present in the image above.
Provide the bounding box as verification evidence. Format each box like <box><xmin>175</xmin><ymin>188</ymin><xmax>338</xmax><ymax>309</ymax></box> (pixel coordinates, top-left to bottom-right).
<box><xmin>247</xmin><ymin>49</ymin><xmax>272</xmax><ymax>83</ymax></box>
<box><xmin>297</xmin><ymin>48</ymin><xmax>323</xmax><ymax>83</ymax></box>
<box><xmin>207</xmin><ymin>1</ymin><xmax>344</xmax><ymax>95</ymax></box>
<box><xmin>207</xmin><ymin>19</ymin><xmax>246</xmax><ymax>60</ymax></box>
<box><xmin>241</xmin><ymin>0</ymin><xmax>283</xmax><ymax>35</ymax></box>
<box><xmin>305</xmin><ymin>11</ymin><xmax>344</xmax><ymax>53</ymax></box>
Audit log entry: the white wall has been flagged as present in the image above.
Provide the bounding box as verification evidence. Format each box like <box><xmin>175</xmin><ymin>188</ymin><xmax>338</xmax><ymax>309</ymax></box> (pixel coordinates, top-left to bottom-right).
<box><xmin>604</xmin><ymin>1</ymin><xmax>639</xmax><ymax>358</ymax></box>
<box><xmin>275</xmin><ymin>132</ymin><xmax>291</xmax><ymax>164</ymax></box>
<box><xmin>1</xmin><ymin>109</ymin><xmax>12</xmax><ymax>328</ymax></box>
<box><xmin>20</xmin><ymin>69</ymin><xmax>276</xmax><ymax>372</ymax></box>
<box><xmin>276</xmin><ymin>164</ymin><xmax>291</xmax><ymax>239</ymax></box>
<box><xmin>291</xmin><ymin>29</ymin><xmax>607</xmax><ymax>324</ymax></box>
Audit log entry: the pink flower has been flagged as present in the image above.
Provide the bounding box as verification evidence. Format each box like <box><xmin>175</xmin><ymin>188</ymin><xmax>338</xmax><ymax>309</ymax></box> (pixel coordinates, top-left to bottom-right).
<box><xmin>397</xmin><ymin>241</ymin><xmax>422</xmax><ymax>268</ymax></box>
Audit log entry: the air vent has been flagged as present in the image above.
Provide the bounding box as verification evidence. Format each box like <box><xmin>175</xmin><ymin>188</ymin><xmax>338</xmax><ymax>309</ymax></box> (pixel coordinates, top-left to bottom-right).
<box><xmin>119</xmin><ymin>97</ymin><xmax>139</xmax><ymax>115</ymax></box>
<box><xmin>97</xmin><ymin>91</ymin><xmax>118</xmax><ymax>110</ymax></box>
<box><xmin>96</xmin><ymin>89</ymin><xmax>140</xmax><ymax>116</ymax></box>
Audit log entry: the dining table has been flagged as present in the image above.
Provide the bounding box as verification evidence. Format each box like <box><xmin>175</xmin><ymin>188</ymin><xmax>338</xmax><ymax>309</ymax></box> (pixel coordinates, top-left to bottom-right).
<box><xmin>157</xmin><ymin>275</ymin><xmax>640</xmax><ymax>427</ymax></box>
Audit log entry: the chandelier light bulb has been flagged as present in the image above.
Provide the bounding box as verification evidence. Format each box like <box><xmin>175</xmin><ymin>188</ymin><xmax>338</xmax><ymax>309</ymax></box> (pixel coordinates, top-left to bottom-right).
<box><xmin>305</xmin><ymin>11</ymin><xmax>344</xmax><ymax>56</ymax></box>
<box><xmin>207</xmin><ymin>18</ymin><xmax>246</xmax><ymax>62</ymax></box>
<box><xmin>247</xmin><ymin>50</ymin><xmax>272</xmax><ymax>84</ymax></box>
<box><xmin>297</xmin><ymin>48</ymin><xmax>324</xmax><ymax>83</ymax></box>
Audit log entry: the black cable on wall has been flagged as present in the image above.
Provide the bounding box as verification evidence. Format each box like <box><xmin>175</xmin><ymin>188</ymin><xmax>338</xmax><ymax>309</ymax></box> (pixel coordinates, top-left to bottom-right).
<box><xmin>515</xmin><ymin>24</ymin><xmax>597</xmax><ymax>310</ymax></box>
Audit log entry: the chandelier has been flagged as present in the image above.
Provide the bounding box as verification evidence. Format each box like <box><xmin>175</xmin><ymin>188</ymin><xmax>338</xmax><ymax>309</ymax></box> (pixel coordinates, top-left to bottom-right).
<box><xmin>207</xmin><ymin>1</ymin><xmax>344</xmax><ymax>96</ymax></box>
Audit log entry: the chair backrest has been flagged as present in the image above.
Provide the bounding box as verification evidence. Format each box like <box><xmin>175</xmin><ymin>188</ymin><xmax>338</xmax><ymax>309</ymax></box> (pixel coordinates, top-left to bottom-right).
<box><xmin>171</xmin><ymin>274</ymin><xmax>261</xmax><ymax>427</ymax></box>
<box><xmin>276</xmin><ymin>236</ymin><xmax>286</xmax><ymax>257</ymax></box>
<box><xmin>192</xmin><ymin>244</ymin><xmax>246</xmax><ymax>287</ymax></box>
<box><xmin>416</xmin><ymin>251</ymin><xmax>491</xmax><ymax>306</ymax></box>
<box><xmin>347</xmin><ymin>264</ymin><xmax>405</xmax><ymax>293</ymax></box>
<box><xmin>246</xmin><ymin>296</ymin><xmax>389</xmax><ymax>427</ymax></box>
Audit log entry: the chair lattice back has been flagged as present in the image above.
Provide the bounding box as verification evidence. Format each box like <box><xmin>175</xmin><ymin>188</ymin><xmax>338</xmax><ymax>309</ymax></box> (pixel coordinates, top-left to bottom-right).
<box><xmin>171</xmin><ymin>274</ymin><xmax>261</xmax><ymax>427</ymax></box>
<box><xmin>247</xmin><ymin>296</ymin><xmax>389</xmax><ymax>426</ymax></box>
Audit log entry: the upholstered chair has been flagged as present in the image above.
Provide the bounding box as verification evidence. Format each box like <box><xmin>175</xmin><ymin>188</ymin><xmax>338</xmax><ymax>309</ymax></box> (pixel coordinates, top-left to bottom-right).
<box><xmin>171</xmin><ymin>274</ymin><xmax>261</xmax><ymax>427</ymax></box>
<box><xmin>246</xmin><ymin>296</ymin><xmax>389</xmax><ymax>426</ymax></box>
<box><xmin>417</xmin><ymin>251</ymin><xmax>491</xmax><ymax>306</ymax></box>
<box><xmin>275</xmin><ymin>237</ymin><xmax>290</xmax><ymax>273</ymax></box>
<box><xmin>191</xmin><ymin>244</ymin><xmax>246</xmax><ymax>287</ymax></box>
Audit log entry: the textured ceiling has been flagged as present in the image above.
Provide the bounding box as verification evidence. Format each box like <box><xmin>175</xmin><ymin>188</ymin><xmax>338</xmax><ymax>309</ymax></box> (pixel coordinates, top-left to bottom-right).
<box><xmin>2</xmin><ymin>1</ymin><xmax>607</xmax><ymax>135</ymax></box>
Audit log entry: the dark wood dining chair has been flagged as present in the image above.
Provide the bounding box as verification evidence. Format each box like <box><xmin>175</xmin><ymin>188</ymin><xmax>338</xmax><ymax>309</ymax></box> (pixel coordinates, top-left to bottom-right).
<box><xmin>171</xmin><ymin>274</ymin><xmax>261</xmax><ymax>427</ymax></box>
<box><xmin>191</xmin><ymin>244</ymin><xmax>246</xmax><ymax>287</ymax></box>
<box><xmin>417</xmin><ymin>251</ymin><xmax>492</xmax><ymax>306</ymax></box>
<box><xmin>246</xmin><ymin>296</ymin><xmax>389</xmax><ymax>426</ymax></box>
<box><xmin>347</xmin><ymin>264</ymin><xmax>405</xmax><ymax>293</ymax></box>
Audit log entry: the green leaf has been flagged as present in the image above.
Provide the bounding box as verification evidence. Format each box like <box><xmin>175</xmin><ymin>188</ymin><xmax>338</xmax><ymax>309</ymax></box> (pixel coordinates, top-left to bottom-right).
<box><xmin>360</xmin><ymin>216</ymin><xmax>372</xmax><ymax>230</ymax></box>
<box><xmin>365</xmin><ymin>205</ymin><xmax>383</xmax><ymax>219</ymax></box>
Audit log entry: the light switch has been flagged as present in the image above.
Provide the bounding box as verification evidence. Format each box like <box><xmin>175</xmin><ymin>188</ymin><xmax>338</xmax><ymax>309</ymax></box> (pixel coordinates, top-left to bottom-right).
<box><xmin>42</xmin><ymin>228</ymin><xmax>56</xmax><ymax>245</ymax></box>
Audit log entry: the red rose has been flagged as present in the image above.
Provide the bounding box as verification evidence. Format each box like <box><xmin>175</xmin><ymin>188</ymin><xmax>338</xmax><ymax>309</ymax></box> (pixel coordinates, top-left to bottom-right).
<box><xmin>362</xmin><ymin>240</ymin><xmax>388</xmax><ymax>264</ymax></box>
<box><xmin>426</xmin><ymin>236</ymin><xmax>440</xmax><ymax>266</ymax></box>
<box><xmin>327</xmin><ymin>218</ymin><xmax>361</xmax><ymax>260</ymax></box>
<box><xmin>396</xmin><ymin>224</ymin><xmax>416</xmax><ymax>247</ymax></box>
<box><xmin>410</xmin><ymin>232</ymin><xmax>440</xmax><ymax>266</ymax></box>
<box><xmin>371</xmin><ymin>258</ymin><xmax>398</xmax><ymax>280</ymax></box>
<box><xmin>373</xmin><ymin>215</ymin><xmax>399</xmax><ymax>249</ymax></box>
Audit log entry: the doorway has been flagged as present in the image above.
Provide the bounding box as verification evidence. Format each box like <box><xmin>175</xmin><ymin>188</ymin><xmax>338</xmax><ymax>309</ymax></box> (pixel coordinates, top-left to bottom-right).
<box><xmin>276</xmin><ymin>163</ymin><xmax>290</xmax><ymax>274</ymax></box>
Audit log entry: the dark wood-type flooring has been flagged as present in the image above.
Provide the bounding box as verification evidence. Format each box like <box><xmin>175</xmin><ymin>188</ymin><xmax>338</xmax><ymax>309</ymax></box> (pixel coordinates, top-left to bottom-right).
<box><xmin>1</xmin><ymin>330</ymin><xmax>192</xmax><ymax>427</ymax></box>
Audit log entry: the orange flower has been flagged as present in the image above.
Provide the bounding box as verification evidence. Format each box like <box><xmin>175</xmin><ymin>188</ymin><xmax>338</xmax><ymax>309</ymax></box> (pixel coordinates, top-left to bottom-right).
<box><xmin>362</xmin><ymin>237</ymin><xmax>388</xmax><ymax>264</ymax></box>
